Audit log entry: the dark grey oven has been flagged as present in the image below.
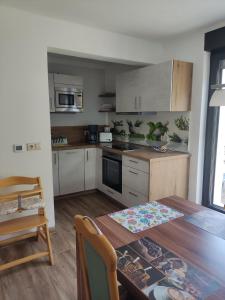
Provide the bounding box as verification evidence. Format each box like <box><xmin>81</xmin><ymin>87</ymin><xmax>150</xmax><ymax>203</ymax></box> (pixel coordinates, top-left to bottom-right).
<box><xmin>102</xmin><ymin>151</ymin><xmax>122</xmax><ymax>193</ymax></box>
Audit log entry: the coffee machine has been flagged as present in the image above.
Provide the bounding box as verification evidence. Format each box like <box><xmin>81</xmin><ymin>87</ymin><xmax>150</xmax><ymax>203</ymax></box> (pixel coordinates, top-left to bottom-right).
<box><xmin>86</xmin><ymin>125</ymin><xmax>98</xmax><ymax>144</ymax></box>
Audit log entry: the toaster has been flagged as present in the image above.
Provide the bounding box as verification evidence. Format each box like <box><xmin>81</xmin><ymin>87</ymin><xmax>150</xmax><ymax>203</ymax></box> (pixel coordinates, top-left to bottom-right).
<box><xmin>99</xmin><ymin>132</ymin><xmax>112</xmax><ymax>142</ymax></box>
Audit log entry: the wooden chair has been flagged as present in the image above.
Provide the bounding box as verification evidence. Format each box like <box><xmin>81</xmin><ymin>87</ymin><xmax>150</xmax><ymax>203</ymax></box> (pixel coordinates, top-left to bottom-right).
<box><xmin>75</xmin><ymin>215</ymin><xmax>129</xmax><ymax>300</ymax></box>
<box><xmin>0</xmin><ymin>176</ymin><xmax>54</xmax><ymax>271</ymax></box>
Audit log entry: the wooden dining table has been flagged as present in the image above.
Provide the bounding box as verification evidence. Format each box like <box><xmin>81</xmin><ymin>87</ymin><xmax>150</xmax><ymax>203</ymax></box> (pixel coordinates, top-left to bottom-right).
<box><xmin>94</xmin><ymin>196</ymin><xmax>225</xmax><ymax>300</ymax></box>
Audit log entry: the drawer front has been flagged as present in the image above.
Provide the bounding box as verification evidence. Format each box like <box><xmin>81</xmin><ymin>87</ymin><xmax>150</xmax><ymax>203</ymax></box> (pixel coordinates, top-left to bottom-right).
<box><xmin>122</xmin><ymin>186</ymin><xmax>148</xmax><ymax>207</ymax></box>
<box><xmin>123</xmin><ymin>156</ymin><xmax>149</xmax><ymax>173</ymax></box>
<box><xmin>123</xmin><ymin>166</ymin><xmax>149</xmax><ymax>196</ymax></box>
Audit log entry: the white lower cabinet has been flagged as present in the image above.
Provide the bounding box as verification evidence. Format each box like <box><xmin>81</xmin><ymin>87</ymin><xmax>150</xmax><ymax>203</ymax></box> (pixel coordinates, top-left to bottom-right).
<box><xmin>58</xmin><ymin>149</ymin><xmax>85</xmax><ymax>195</ymax></box>
<box><xmin>52</xmin><ymin>151</ymin><xmax>60</xmax><ymax>196</ymax></box>
<box><xmin>84</xmin><ymin>148</ymin><xmax>97</xmax><ymax>190</ymax></box>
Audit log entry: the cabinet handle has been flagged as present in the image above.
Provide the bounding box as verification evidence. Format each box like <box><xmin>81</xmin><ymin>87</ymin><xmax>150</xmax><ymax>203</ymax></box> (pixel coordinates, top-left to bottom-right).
<box><xmin>134</xmin><ymin>97</ymin><xmax>137</xmax><ymax>109</ymax></box>
<box><xmin>65</xmin><ymin>151</ymin><xmax>78</xmax><ymax>154</ymax></box>
<box><xmin>129</xmin><ymin>159</ymin><xmax>138</xmax><ymax>164</ymax></box>
<box><xmin>129</xmin><ymin>191</ymin><xmax>138</xmax><ymax>197</ymax></box>
<box><xmin>86</xmin><ymin>150</ymin><xmax>89</xmax><ymax>161</ymax></box>
<box><xmin>138</xmin><ymin>96</ymin><xmax>142</xmax><ymax>109</ymax></box>
<box><xmin>129</xmin><ymin>170</ymin><xmax>138</xmax><ymax>175</ymax></box>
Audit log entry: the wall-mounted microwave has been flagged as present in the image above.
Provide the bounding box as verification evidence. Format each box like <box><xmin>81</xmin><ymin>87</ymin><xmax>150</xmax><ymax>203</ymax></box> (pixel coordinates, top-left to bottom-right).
<box><xmin>55</xmin><ymin>84</ymin><xmax>83</xmax><ymax>113</ymax></box>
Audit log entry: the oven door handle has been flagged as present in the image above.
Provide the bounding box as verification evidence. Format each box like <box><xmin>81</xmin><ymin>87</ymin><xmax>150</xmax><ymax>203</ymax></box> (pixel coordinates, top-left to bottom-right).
<box><xmin>102</xmin><ymin>156</ymin><xmax>121</xmax><ymax>163</ymax></box>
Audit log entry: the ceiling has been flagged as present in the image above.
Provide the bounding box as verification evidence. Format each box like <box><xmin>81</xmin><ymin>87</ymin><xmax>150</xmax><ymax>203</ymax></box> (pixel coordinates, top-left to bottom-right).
<box><xmin>1</xmin><ymin>0</ymin><xmax>225</xmax><ymax>40</ymax></box>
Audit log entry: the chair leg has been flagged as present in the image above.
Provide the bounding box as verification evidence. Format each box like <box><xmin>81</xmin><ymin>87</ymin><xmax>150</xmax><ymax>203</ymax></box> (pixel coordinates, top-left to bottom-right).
<box><xmin>43</xmin><ymin>224</ymin><xmax>54</xmax><ymax>266</ymax></box>
<box><xmin>36</xmin><ymin>226</ymin><xmax>40</xmax><ymax>241</ymax></box>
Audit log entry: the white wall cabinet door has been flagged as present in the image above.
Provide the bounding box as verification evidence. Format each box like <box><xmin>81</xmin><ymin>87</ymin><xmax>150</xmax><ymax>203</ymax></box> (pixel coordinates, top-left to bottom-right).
<box><xmin>48</xmin><ymin>73</ymin><xmax>55</xmax><ymax>112</ymax></box>
<box><xmin>84</xmin><ymin>148</ymin><xmax>97</xmax><ymax>190</ymax></box>
<box><xmin>52</xmin><ymin>151</ymin><xmax>60</xmax><ymax>196</ymax></box>
<box><xmin>116</xmin><ymin>69</ymin><xmax>141</xmax><ymax>112</ymax></box>
<box><xmin>138</xmin><ymin>61</ymin><xmax>172</xmax><ymax>112</ymax></box>
<box><xmin>59</xmin><ymin>149</ymin><xmax>85</xmax><ymax>195</ymax></box>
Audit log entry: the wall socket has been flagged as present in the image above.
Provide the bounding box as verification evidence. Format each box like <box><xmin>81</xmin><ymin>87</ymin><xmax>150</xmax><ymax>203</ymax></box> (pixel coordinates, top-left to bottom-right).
<box><xmin>27</xmin><ymin>143</ymin><xmax>41</xmax><ymax>151</ymax></box>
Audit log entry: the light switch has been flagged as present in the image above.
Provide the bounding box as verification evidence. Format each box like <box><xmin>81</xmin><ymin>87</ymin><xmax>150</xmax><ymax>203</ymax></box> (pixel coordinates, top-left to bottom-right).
<box><xmin>13</xmin><ymin>144</ymin><xmax>26</xmax><ymax>153</ymax></box>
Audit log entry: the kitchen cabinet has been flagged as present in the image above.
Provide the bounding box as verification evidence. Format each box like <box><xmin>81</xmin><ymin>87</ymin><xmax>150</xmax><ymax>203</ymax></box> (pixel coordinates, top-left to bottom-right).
<box><xmin>116</xmin><ymin>69</ymin><xmax>141</xmax><ymax>112</ymax></box>
<box><xmin>149</xmin><ymin>155</ymin><xmax>189</xmax><ymax>201</ymax></box>
<box><xmin>48</xmin><ymin>73</ymin><xmax>55</xmax><ymax>112</ymax></box>
<box><xmin>122</xmin><ymin>186</ymin><xmax>148</xmax><ymax>207</ymax></box>
<box><xmin>52</xmin><ymin>151</ymin><xmax>60</xmax><ymax>196</ymax></box>
<box><xmin>84</xmin><ymin>148</ymin><xmax>97</xmax><ymax>190</ymax></box>
<box><xmin>122</xmin><ymin>166</ymin><xmax>149</xmax><ymax>197</ymax></box>
<box><xmin>58</xmin><ymin>149</ymin><xmax>85</xmax><ymax>195</ymax></box>
<box><xmin>53</xmin><ymin>74</ymin><xmax>83</xmax><ymax>86</ymax></box>
<box><xmin>116</xmin><ymin>60</ymin><xmax>193</xmax><ymax>112</ymax></box>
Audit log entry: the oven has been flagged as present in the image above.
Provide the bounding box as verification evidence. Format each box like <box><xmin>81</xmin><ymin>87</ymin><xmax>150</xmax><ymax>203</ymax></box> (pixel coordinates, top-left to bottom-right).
<box><xmin>55</xmin><ymin>84</ymin><xmax>83</xmax><ymax>112</ymax></box>
<box><xmin>102</xmin><ymin>151</ymin><xmax>122</xmax><ymax>193</ymax></box>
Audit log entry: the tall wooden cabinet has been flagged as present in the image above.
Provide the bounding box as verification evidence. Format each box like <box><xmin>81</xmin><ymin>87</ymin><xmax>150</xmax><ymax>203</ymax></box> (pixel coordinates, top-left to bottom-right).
<box><xmin>116</xmin><ymin>60</ymin><xmax>193</xmax><ymax>112</ymax></box>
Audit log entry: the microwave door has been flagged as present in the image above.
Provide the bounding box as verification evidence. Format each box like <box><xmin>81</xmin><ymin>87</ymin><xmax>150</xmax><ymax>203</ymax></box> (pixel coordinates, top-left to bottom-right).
<box><xmin>55</xmin><ymin>90</ymin><xmax>76</xmax><ymax>112</ymax></box>
<box><xmin>56</xmin><ymin>91</ymin><xmax>75</xmax><ymax>107</ymax></box>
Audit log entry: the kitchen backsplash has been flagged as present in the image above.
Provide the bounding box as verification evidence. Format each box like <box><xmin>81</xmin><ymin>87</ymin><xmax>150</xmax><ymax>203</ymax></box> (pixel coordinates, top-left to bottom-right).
<box><xmin>108</xmin><ymin>111</ymin><xmax>190</xmax><ymax>152</ymax></box>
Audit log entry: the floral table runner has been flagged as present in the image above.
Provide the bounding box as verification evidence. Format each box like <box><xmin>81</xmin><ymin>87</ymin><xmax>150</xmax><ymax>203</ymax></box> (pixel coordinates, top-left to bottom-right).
<box><xmin>109</xmin><ymin>201</ymin><xmax>184</xmax><ymax>233</ymax></box>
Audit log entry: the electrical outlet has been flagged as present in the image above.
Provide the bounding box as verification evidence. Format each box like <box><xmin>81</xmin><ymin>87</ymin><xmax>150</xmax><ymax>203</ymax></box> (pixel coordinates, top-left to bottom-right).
<box><xmin>27</xmin><ymin>143</ymin><xmax>41</xmax><ymax>151</ymax></box>
<box><xmin>35</xmin><ymin>143</ymin><xmax>41</xmax><ymax>150</ymax></box>
<box><xmin>27</xmin><ymin>143</ymin><xmax>36</xmax><ymax>151</ymax></box>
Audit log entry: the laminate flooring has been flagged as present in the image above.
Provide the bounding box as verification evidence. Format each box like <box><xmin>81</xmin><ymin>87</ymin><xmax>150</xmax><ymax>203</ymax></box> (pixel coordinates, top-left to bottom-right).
<box><xmin>0</xmin><ymin>191</ymin><xmax>121</xmax><ymax>300</ymax></box>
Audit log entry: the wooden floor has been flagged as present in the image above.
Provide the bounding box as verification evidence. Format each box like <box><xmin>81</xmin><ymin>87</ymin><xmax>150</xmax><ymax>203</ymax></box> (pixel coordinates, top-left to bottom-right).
<box><xmin>0</xmin><ymin>191</ymin><xmax>121</xmax><ymax>300</ymax></box>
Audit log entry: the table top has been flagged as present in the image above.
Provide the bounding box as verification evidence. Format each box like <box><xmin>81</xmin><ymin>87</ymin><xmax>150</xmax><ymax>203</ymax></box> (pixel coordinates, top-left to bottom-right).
<box><xmin>96</xmin><ymin>196</ymin><xmax>225</xmax><ymax>300</ymax></box>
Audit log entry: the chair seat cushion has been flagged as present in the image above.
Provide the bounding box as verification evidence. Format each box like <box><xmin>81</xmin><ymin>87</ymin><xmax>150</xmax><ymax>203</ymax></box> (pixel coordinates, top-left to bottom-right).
<box><xmin>0</xmin><ymin>196</ymin><xmax>43</xmax><ymax>216</ymax></box>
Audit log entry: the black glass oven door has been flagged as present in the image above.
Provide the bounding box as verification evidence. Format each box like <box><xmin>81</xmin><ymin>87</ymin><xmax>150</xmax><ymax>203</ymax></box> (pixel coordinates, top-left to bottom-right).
<box><xmin>102</xmin><ymin>156</ymin><xmax>122</xmax><ymax>193</ymax></box>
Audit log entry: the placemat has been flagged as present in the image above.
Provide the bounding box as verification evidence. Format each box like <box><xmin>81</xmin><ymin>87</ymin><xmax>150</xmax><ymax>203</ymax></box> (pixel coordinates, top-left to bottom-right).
<box><xmin>116</xmin><ymin>237</ymin><xmax>221</xmax><ymax>300</ymax></box>
<box><xmin>185</xmin><ymin>209</ymin><xmax>225</xmax><ymax>240</ymax></box>
<box><xmin>108</xmin><ymin>201</ymin><xmax>184</xmax><ymax>233</ymax></box>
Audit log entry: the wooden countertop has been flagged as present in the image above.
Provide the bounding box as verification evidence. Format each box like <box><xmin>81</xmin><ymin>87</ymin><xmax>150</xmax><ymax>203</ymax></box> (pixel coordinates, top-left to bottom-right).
<box><xmin>52</xmin><ymin>143</ymin><xmax>97</xmax><ymax>151</ymax></box>
<box><xmin>52</xmin><ymin>143</ymin><xmax>190</xmax><ymax>161</ymax></box>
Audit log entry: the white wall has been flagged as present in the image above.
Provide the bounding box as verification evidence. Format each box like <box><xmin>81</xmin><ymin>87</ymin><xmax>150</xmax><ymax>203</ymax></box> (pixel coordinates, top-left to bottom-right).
<box><xmin>0</xmin><ymin>5</ymin><xmax>163</xmax><ymax>228</ymax></box>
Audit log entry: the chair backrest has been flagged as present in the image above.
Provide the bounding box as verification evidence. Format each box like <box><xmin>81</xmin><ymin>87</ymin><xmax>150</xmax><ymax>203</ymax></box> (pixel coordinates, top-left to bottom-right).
<box><xmin>0</xmin><ymin>176</ymin><xmax>44</xmax><ymax>216</ymax></box>
<box><xmin>74</xmin><ymin>215</ymin><xmax>120</xmax><ymax>300</ymax></box>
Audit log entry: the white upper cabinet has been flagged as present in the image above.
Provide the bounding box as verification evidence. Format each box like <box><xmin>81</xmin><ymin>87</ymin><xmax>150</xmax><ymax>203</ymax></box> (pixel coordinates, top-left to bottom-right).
<box><xmin>116</xmin><ymin>60</ymin><xmax>193</xmax><ymax>112</ymax></box>
<box><xmin>53</xmin><ymin>74</ymin><xmax>83</xmax><ymax>86</ymax></box>
<box><xmin>116</xmin><ymin>69</ymin><xmax>141</xmax><ymax>112</ymax></box>
<box><xmin>48</xmin><ymin>73</ymin><xmax>55</xmax><ymax>112</ymax></box>
<box><xmin>84</xmin><ymin>148</ymin><xmax>97</xmax><ymax>190</ymax></box>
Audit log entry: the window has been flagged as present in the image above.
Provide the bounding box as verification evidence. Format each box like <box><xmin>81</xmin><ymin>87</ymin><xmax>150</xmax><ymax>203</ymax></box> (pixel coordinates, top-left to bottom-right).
<box><xmin>213</xmin><ymin>68</ymin><xmax>225</xmax><ymax>208</ymax></box>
